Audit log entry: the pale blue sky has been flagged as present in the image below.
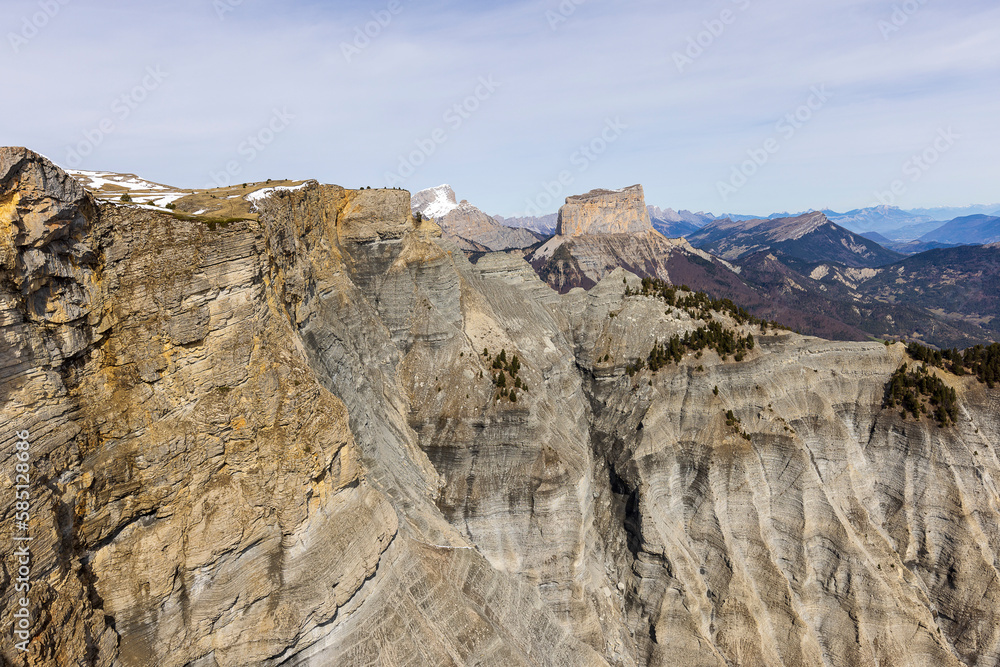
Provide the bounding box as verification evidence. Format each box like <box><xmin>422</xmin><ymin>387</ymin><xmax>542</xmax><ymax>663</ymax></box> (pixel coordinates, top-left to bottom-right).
<box><xmin>3</xmin><ymin>0</ymin><xmax>998</xmax><ymax>216</ymax></box>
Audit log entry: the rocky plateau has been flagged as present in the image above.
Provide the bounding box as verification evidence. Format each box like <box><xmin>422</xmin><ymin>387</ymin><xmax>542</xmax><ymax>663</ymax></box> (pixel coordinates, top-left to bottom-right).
<box><xmin>557</xmin><ymin>185</ymin><xmax>653</xmax><ymax>237</ymax></box>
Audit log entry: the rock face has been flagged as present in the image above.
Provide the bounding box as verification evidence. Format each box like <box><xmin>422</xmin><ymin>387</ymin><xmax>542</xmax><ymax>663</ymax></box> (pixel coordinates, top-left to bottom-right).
<box><xmin>557</xmin><ymin>185</ymin><xmax>653</xmax><ymax>236</ymax></box>
<box><xmin>412</xmin><ymin>185</ymin><xmax>544</xmax><ymax>252</ymax></box>
<box><xmin>0</xmin><ymin>150</ymin><xmax>601</xmax><ymax>667</ymax></box>
<box><xmin>526</xmin><ymin>230</ymin><xmax>741</xmax><ymax>295</ymax></box>
<box><xmin>4</xmin><ymin>148</ymin><xmax>1000</xmax><ymax>666</ymax></box>
<box><xmin>529</xmin><ymin>184</ymin><xmax>739</xmax><ymax>294</ymax></box>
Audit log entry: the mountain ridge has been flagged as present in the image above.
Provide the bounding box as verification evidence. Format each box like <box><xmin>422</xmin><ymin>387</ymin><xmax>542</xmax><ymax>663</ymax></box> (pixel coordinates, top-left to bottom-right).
<box><xmin>687</xmin><ymin>212</ymin><xmax>904</xmax><ymax>269</ymax></box>
<box><xmin>528</xmin><ymin>184</ymin><xmax>997</xmax><ymax>347</ymax></box>
<box><xmin>920</xmin><ymin>214</ymin><xmax>1000</xmax><ymax>245</ymax></box>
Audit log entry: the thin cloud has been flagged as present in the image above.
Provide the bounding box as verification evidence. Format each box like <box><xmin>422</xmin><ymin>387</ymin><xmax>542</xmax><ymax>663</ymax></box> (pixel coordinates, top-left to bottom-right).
<box><xmin>1</xmin><ymin>0</ymin><xmax>996</xmax><ymax>215</ymax></box>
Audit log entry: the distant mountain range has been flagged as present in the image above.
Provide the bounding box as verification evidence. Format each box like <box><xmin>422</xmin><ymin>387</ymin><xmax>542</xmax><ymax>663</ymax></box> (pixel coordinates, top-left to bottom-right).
<box><xmin>920</xmin><ymin>215</ymin><xmax>1000</xmax><ymax>245</ymax></box>
<box><xmin>821</xmin><ymin>206</ymin><xmax>941</xmax><ymax>240</ymax></box>
<box><xmin>649</xmin><ymin>218</ymin><xmax>701</xmax><ymax>238</ymax></box>
<box><xmin>701</xmin><ymin>207</ymin><xmax>1000</xmax><ymax>248</ymax></box>
<box><xmin>492</xmin><ymin>213</ymin><xmax>558</xmax><ymax>235</ymax></box>
<box><xmin>859</xmin><ymin>232</ymin><xmax>959</xmax><ymax>255</ymax></box>
<box><xmin>907</xmin><ymin>204</ymin><xmax>1000</xmax><ymax>220</ymax></box>
<box><xmin>507</xmin><ymin>189</ymin><xmax>1000</xmax><ymax>348</ymax></box>
<box><xmin>686</xmin><ymin>212</ymin><xmax>903</xmax><ymax>269</ymax></box>
<box><xmin>643</xmin><ymin>206</ymin><xmax>707</xmax><ymax>237</ymax></box>
<box><xmin>407</xmin><ymin>184</ymin><xmax>1000</xmax><ymax>347</ymax></box>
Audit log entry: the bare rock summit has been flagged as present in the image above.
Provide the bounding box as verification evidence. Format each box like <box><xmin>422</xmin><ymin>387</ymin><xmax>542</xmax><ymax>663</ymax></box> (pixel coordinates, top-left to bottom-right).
<box><xmin>410</xmin><ymin>183</ymin><xmax>459</xmax><ymax>220</ymax></box>
<box><xmin>556</xmin><ymin>184</ymin><xmax>653</xmax><ymax>236</ymax></box>
<box><xmin>412</xmin><ymin>184</ymin><xmax>543</xmax><ymax>251</ymax></box>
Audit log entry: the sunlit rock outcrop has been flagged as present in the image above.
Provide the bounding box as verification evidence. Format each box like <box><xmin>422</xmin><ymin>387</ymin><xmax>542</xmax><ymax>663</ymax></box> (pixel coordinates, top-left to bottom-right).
<box><xmin>3</xmin><ymin>149</ymin><xmax>999</xmax><ymax>666</ymax></box>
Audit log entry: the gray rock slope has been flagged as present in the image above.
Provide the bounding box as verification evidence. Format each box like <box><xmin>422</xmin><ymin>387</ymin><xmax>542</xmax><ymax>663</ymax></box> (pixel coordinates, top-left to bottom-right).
<box><xmin>411</xmin><ymin>185</ymin><xmax>544</xmax><ymax>252</ymax></box>
<box><xmin>2</xmin><ymin>147</ymin><xmax>999</xmax><ymax>666</ymax></box>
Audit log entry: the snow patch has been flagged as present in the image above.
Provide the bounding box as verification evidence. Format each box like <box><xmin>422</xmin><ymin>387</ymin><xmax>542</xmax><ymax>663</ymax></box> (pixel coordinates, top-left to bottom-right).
<box><xmin>413</xmin><ymin>184</ymin><xmax>459</xmax><ymax>220</ymax></box>
<box><xmin>244</xmin><ymin>182</ymin><xmax>312</xmax><ymax>209</ymax></box>
<box><xmin>244</xmin><ymin>183</ymin><xmax>310</xmax><ymax>202</ymax></box>
<box><xmin>67</xmin><ymin>170</ymin><xmax>169</xmax><ymax>192</ymax></box>
<box><xmin>152</xmin><ymin>193</ymin><xmax>185</xmax><ymax>207</ymax></box>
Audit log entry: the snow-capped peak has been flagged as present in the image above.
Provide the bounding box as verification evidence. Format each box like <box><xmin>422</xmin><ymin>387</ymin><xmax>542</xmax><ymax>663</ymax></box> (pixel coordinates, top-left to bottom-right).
<box><xmin>412</xmin><ymin>184</ymin><xmax>459</xmax><ymax>220</ymax></box>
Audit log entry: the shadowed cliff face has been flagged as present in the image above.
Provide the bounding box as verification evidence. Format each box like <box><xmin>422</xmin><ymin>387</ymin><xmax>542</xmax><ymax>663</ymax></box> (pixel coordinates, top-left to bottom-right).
<box><xmin>3</xmin><ymin>148</ymin><xmax>1000</xmax><ymax>666</ymax></box>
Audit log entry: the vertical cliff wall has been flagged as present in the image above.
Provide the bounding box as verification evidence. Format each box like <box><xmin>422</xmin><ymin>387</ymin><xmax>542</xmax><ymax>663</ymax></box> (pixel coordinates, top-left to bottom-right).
<box><xmin>0</xmin><ymin>149</ymin><xmax>606</xmax><ymax>666</ymax></box>
<box><xmin>556</xmin><ymin>186</ymin><xmax>653</xmax><ymax>236</ymax></box>
<box><xmin>2</xmin><ymin>149</ymin><xmax>999</xmax><ymax>666</ymax></box>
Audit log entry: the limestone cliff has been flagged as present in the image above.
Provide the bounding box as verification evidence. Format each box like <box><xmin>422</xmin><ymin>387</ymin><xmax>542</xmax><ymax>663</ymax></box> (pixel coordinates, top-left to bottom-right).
<box><xmin>529</xmin><ymin>185</ymin><xmax>743</xmax><ymax>296</ymax></box>
<box><xmin>557</xmin><ymin>185</ymin><xmax>653</xmax><ymax>236</ymax></box>
<box><xmin>526</xmin><ymin>231</ymin><xmax>742</xmax><ymax>296</ymax></box>
<box><xmin>3</xmin><ymin>148</ymin><xmax>1000</xmax><ymax>666</ymax></box>
<box><xmin>0</xmin><ymin>149</ymin><xmax>601</xmax><ymax>666</ymax></box>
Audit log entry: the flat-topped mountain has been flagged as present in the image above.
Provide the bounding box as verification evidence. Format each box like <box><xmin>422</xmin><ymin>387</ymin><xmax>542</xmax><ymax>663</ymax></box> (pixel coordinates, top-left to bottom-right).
<box><xmin>526</xmin><ymin>185</ymin><xmax>746</xmax><ymax>294</ymax></box>
<box><xmin>557</xmin><ymin>184</ymin><xmax>653</xmax><ymax>236</ymax></box>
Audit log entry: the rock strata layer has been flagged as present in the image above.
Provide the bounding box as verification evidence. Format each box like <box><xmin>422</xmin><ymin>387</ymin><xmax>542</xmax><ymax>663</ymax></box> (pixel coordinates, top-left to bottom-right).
<box><xmin>3</xmin><ymin>148</ymin><xmax>1000</xmax><ymax>667</ymax></box>
<box><xmin>557</xmin><ymin>185</ymin><xmax>653</xmax><ymax>236</ymax></box>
